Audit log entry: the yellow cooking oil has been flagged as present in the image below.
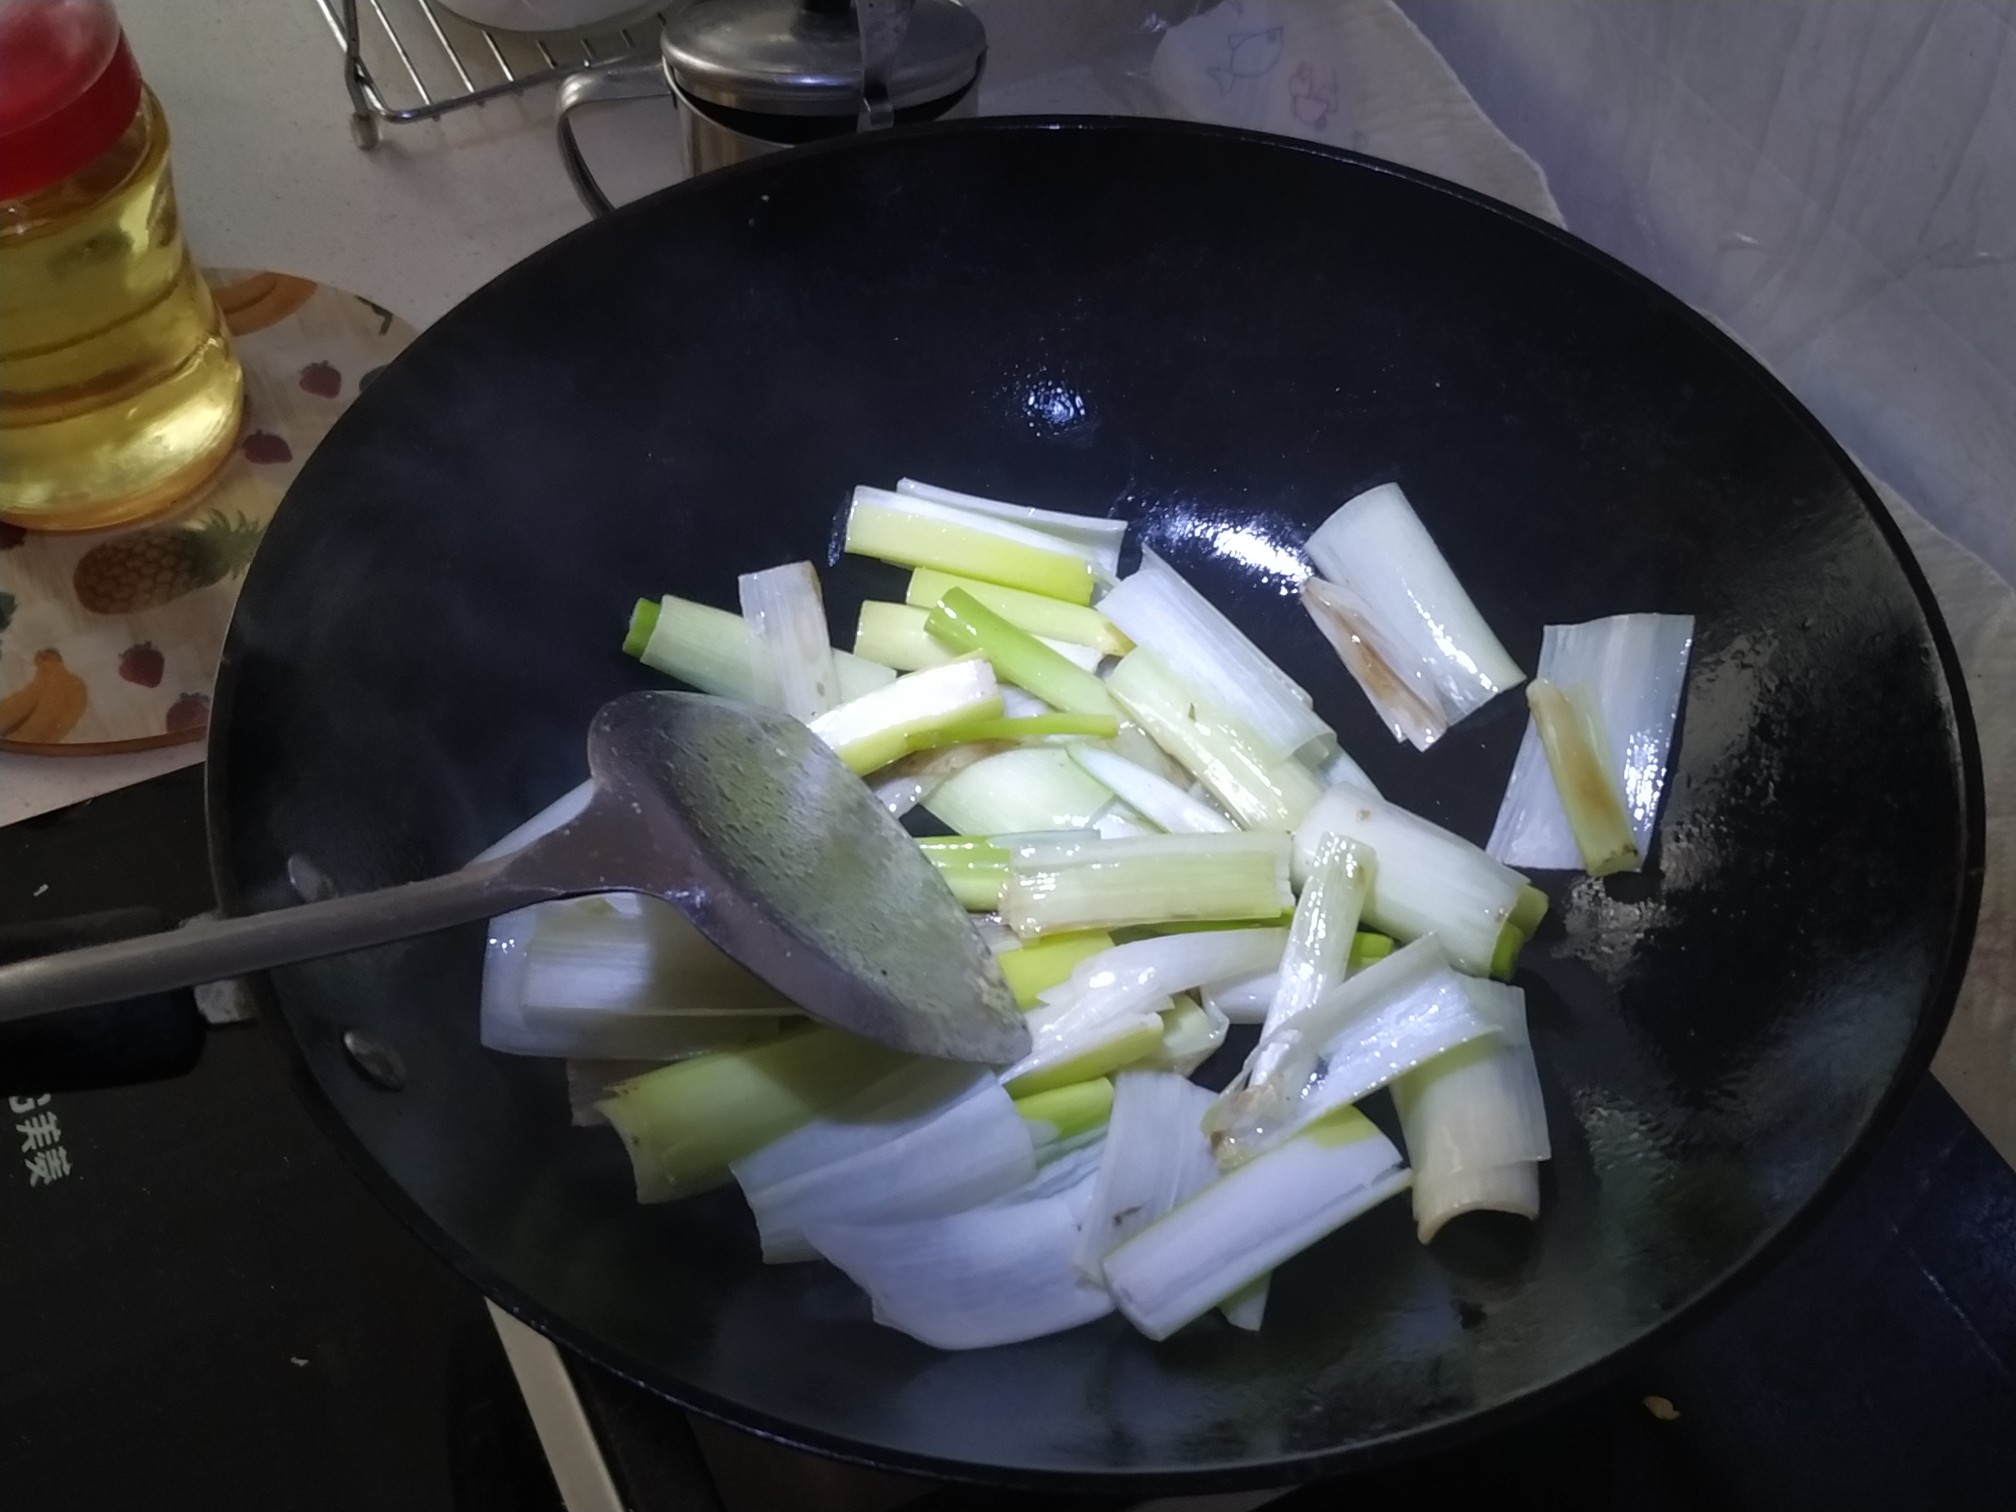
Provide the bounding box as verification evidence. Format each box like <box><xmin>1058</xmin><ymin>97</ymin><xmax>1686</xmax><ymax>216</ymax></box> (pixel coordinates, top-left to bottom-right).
<box><xmin>0</xmin><ymin>87</ymin><xmax>242</xmax><ymax>531</ymax></box>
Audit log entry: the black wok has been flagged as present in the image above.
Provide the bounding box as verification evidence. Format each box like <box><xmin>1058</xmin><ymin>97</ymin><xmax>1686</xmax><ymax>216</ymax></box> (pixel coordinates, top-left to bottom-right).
<box><xmin>206</xmin><ymin>119</ymin><xmax>1981</xmax><ymax>1490</ymax></box>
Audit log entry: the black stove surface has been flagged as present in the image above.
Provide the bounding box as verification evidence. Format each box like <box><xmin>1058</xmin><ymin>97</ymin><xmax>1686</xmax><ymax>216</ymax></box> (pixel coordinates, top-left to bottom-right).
<box><xmin>2</xmin><ymin>767</ymin><xmax>2010</xmax><ymax>1512</ymax></box>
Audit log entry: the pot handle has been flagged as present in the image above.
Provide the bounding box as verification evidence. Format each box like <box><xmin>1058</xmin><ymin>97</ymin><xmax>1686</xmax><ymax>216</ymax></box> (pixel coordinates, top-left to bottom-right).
<box><xmin>555</xmin><ymin>54</ymin><xmax>674</xmax><ymax>218</ymax></box>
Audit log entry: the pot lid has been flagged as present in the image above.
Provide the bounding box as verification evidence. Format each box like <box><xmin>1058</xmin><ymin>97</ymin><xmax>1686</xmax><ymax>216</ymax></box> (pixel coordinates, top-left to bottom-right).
<box><xmin>661</xmin><ymin>0</ymin><xmax>985</xmax><ymax>117</ymax></box>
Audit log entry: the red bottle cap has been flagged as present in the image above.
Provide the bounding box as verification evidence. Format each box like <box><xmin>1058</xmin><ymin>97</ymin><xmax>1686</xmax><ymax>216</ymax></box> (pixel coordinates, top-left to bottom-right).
<box><xmin>0</xmin><ymin>0</ymin><xmax>143</xmax><ymax>201</ymax></box>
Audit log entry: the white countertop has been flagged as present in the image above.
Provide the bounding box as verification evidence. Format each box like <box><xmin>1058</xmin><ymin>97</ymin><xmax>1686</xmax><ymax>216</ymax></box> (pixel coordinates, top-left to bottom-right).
<box><xmin>119</xmin><ymin>0</ymin><xmax>640</xmax><ymax>328</ymax></box>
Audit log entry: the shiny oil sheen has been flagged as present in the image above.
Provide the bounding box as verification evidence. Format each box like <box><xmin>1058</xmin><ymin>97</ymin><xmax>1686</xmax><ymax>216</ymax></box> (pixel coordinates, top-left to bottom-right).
<box><xmin>207</xmin><ymin>120</ymin><xmax>1979</xmax><ymax>1490</ymax></box>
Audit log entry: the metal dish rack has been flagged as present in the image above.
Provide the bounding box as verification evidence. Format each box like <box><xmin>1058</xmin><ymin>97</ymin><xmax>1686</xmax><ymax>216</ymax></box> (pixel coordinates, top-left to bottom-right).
<box><xmin>313</xmin><ymin>0</ymin><xmax>669</xmax><ymax>149</ymax></box>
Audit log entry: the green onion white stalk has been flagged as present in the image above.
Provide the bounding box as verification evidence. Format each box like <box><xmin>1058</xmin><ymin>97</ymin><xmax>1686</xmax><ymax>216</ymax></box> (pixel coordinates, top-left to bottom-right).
<box><xmin>1487</xmin><ymin>613</ymin><xmax>1694</xmax><ymax>872</ymax></box>
<box><xmin>626</xmin><ymin>595</ymin><xmax>894</xmax><ymax>704</ymax></box>
<box><xmin>996</xmin><ymin>930</ymin><xmax>1116</xmax><ymax>1006</ymax></box>
<box><xmin>923</xmin><ymin>746</ymin><xmax>1117</xmax><ymax>835</ymax></box>
<box><xmin>1149</xmin><ymin>993</ymin><xmax>1228</xmax><ymax>1075</ymax></box>
<box><xmin>1261</xmin><ymin>834</ymin><xmax>1373</xmax><ymax>1038</ymax></box>
<box><xmin>566</xmin><ymin>1059</ymin><xmax>663</xmax><ymax>1126</ymax></box>
<box><xmin>597</xmin><ymin>1028</ymin><xmax>915</xmax><ymax>1202</ymax></box>
<box><xmin>476</xmin><ymin>790</ymin><xmax>791</xmax><ymax>1058</ymax></box>
<box><xmin>808</xmin><ymin>1187</ymin><xmax>1114</xmax><ymax>1349</ymax></box>
<box><xmin>867</xmin><ymin>741</ymin><xmax>1012</xmax><ymax>820</ymax></box>
<box><xmin>1302</xmin><ymin>483</ymin><xmax>1524</xmax><ymax>744</ymax></box>
<box><xmin>1107</xmin><ymin>649</ymin><xmax>1324</xmax><ymax>830</ymax></box>
<box><xmin>1525</xmin><ymin>679</ymin><xmax>1639</xmax><ymax>875</ymax></box>
<box><xmin>916</xmin><ymin>836</ymin><xmax>1012</xmax><ymax>910</ymax></box>
<box><xmin>738</xmin><ymin>561</ymin><xmax>839</xmax><ymax>721</ymax></box>
<box><xmin>1004</xmin><ymin>926</ymin><xmax>1285</xmax><ymax>1090</ymax></box>
<box><xmin>1295</xmin><ymin>783</ymin><xmax>1536</xmax><ymax>977</ymax></box>
<box><xmin>843</xmin><ymin>486</ymin><xmax>1096</xmax><ymax>603</ymax></box>
<box><xmin>1300</xmin><ymin>576</ymin><xmax>1449</xmax><ymax>750</ymax></box>
<box><xmin>808</xmin><ymin>659</ymin><xmax>1002</xmax><ymax>774</ymax></box>
<box><xmin>1098</xmin><ymin>549</ymin><xmax>1334</xmax><ymax>761</ymax></box>
<box><xmin>732</xmin><ymin>1060</ymin><xmax>987</xmax><ymax>1194</ymax></box>
<box><xmin>854</xmin><ymin>601</ymin><xmax>1103</xmax><ymax>673</ymax></box>
<box><xmin>1219</xmin><ymin>1277</ymin><xmax>1269</xmax><ymax>1332</ymax></box>
<box><xmin>1072</xmin><ymin>1070</ymin><xmax>1220</xmax><ymax>1279</ymax></box>
<box><xmin>1068</xmin><ymin>745</ymin><xmax>1236</xmax><ymax>833</ymax></box>
<box><xmin>517</xmin><ymin>895</ymin><xmax>784</xmax><ymax>1018</ymax></box>
<box><xmin>1013</xmin><ymin>1078</ymin><xmax>1115</xmax><ymax>1153</ymax></box>
<box><xmin>905</xmin><ymin>569</ymin><xmax>1131</xmax><ymax>654</ymax></box>
<box><xmin>1102</xmin><ymin>1105</ymin><xmax>1412</xmax><ymax>1340</ymax></box>
<box><xmin>902</xmin><ymin>713</ymin><xmax>1119</xmax><ymax>757</ymax></box>
<box><xmin>926</xmin><ymin>588</ymin><xmax>1118</xmax><ymax>716</ymax></box>
<box><xmin>1205</xmin><ymin>936</ymin><xmax>1499</xmax><ymax>1167</ymax></box>
<box><xmin>1001</xmin><ymin>832</ymin><xmax>1294</xmax><ymax>939</ymax></box>
<box><xmin>896</xmin><ymin>477</ymin><xmax>1128</xmax><ymax>578</ymax></box>
<box><xmin>1014</xmin><ymin>1133</ymin><xmax>1109</xmax><ymax>1201</ymax></box>
<box><xmin>1198</xmin><ymin>930</ymin><xmax>1397</xmax><ymax>1022</ymax></box>
<box><xmin>735</xmin><ymin>1072</ymin><xmax>1036</xmax><ymax>1263</ymax></box>
<box><xmin>1391</xmin><ymin>979</ymin><xmax>1550</xmax><ymax>1243</ymax></box>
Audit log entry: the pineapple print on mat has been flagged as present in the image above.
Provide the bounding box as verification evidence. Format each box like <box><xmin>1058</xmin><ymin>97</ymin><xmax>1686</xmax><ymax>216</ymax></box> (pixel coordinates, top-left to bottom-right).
<box><xmin>73</xmin><ymin>511</ymin><xmax>265</xmax><ymax>615</ymax></box>
<box><xmin>0</xmin><ymin>270</ymin><xmax>415</xmax><ymax>753</ymax></box>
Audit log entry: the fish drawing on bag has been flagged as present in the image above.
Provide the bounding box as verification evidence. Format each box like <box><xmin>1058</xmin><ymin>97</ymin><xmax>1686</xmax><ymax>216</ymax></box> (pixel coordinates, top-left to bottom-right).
<box><xmin>1208</xmin><ymin>27</ymin><xmax>1284</xmax><ymax>94</ymax></box>
<box><xmin>1289</xmin><ymin>61</ymin><xmax>1338</xmax><ymax>131</ymax></box>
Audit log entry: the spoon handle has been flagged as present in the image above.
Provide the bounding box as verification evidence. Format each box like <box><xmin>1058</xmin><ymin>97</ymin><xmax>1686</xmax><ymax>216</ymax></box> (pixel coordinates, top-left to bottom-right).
<box><xmin>0</xmin><ymin>859</ymin><xmax>553</xmax><ymax>1024</ymax></box>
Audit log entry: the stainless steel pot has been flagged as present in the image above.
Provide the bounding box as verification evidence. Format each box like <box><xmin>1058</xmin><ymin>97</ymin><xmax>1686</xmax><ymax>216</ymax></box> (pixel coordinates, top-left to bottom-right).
<box><xmin>555</xmin><ymin>0</ymin><xmax>985</xmax><ymax>215</ymax></box>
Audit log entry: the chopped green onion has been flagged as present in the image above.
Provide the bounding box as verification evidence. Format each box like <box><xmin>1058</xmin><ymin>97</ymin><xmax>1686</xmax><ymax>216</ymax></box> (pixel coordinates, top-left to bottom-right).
<box><xmin>1068</xmin><ymin>745</ymin><xmax>1236</xmax><ymax>833</ymax></box>
<box><xmin>1150</xmin><ymin>993</ymin><xmax>1228</xmax><ymax>1076</ymax></box>
<box><xmin>1260</xmin><ymin>833</ymin><xmax>1373</xmax><ymax>1037</ymax></box>
<box><xmin>808</xmin><ymin>660</ymin><xmax>1002</xmax><ymax>774</ymax></box>
<box><xmin>597</xmin><ymin>1027</ymin><xmax>914</xmax><ymax>1202</ymax></box>
<box><xmin>906</xmin><ymin>568</ymin><xmax>1131</xmax><ymax>653</ymax></box>
<box><xmin>1392</xmin><ymin>980</ymin><xmax>1550</xmax><ymax>1243</ymax></box>
<box><xmin>806</xmin><ymin>1186</ymin><xmax>1113</xmax><ymax>1350</ymax></box>
<box><xmin>843</xmin><ymin>487</ymin><xmax>1096</xmax><ymax>603</ymax></box>
<box><xmin>1003</xmin><ymin>1016</ymin><xmax>1167</xmax><ymax>1096</ymax></box>
<box><xmin>855</xmin><ymin>600</ymin><xmax>1103</xmax><ymax>673</ymax></box>
<box><xmin>628</xmin><ymin>594</ymin><xmax>895</xmax><ymax>705</ymax></box>
<box><xmin>1219</xmin><ymin>1275</ymin><xmax>1269</xmax><ymax>1332</ymax></box>
<box><xmin>1525</xmin><ymin>678</ymin><xmax>1641</xmax><ymax>876</ymax></box>
<box><xmin>737</xmin><ymin>1072</ymin><xmax>1037</xmax><ymax>1264</ymax></box>
<box><xmin>1099</xmin><ymin>548</ymin><xmax>1334</xmax><ymax>760</ymax></box>
<box><xmin>1001</xmin><ymin>832</ymin><xmax>1295</xmax><ymax>938</ymax></box>
<box><xmin>927</xmin><ymin>588</ymin><xmax>1118</xmax><ymax>717</ymax></box>
<box><xmin>1014</xmin><ymin>1078</ymin><xmax>1116</xmax><ymax>1150</ymax></box>
<box><xmin>1510</xmin><ymin>884</ymin><xmax>1550</xmax><ymax>935</ymax></box>
<box><xmin>900</xmin><ymin>712</ymin><xmax>1118</xmax><ymax>757</ymax></box>
<box><xmin>896</xmin><ymin>478</ymin><xmax>1128</xmax><ymax>577</ymax></box>
<box><xmin>1488</xmin><ymin>614</ymin><xmax>1694</xmax><ymax>871</ymax></box>
<box><xmin>622</xmin><ymin>597</ymin><xmax>658</xmax><ymax>659</ymax></box>
<box><xmin>1071</xmin><ymin>1070</ymin><xmax>1219</xmax><ymax>1280</ymax></box>
<box><xmin>1102</xmin><ymin>1104</ymin><xmax>1413</xmax><ymax>1341</ymax></box>
<box><xmin>1304</xmin><ymin>483</ymin><xmax>1524</xmax><ymax>739</ymax></box>
<box><xmin>916</xmin><ymin>835</ymin><xmax>1011</xmax><ymax>910</ymax></box>
<box><xmin>1205</xmin><ymin>936</ymin><xmax>1500</xmax><ymax>1167</ymax></box>
<box><xmin>996</xmin><ymin>930</ymin><xmax>1116</xmax><ymax>1006</ymax></box>
<box><xmin>738</xmin><ymin>561</ymin><xmax>839</xmax><ymax>720</ymax></box>
<box><xmin>1106</xmin><ymin>648</ymin><xmax>1322</xmax><ymax>830</ymax></box>
<box><xmin>1197</xmin><ymin>930</ymin><xmax>1399</xmax><ymax>1023</ymax></box>
<box><xmin>1294</xmin><ymin>784</ymin><xmax>1531</xmax><ymax>977</ymax></box>
<box><xmin>923</xmin><ymin>747</ymin><xmax>1117</xmax><ymax>835</ymax></box>
<box><xmin>1301</xmin><ymin>575</ymin><xmax>1450</xmax><ymax>750</ymax></box>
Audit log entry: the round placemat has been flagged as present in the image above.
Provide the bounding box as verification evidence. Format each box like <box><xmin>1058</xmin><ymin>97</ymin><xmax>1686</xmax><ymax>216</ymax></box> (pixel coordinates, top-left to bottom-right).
<box><xmin>0</xmin><ymin>270</ymin><xmax>417</xmax><ymax>754</ymax></box>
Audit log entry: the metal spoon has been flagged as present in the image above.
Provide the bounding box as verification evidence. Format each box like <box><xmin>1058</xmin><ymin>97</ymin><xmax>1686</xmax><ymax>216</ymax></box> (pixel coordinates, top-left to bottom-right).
<box><xmin>0</xmin><ymin>692</ymin><xmax>1030</xmax><ymax>1065</ymax></box>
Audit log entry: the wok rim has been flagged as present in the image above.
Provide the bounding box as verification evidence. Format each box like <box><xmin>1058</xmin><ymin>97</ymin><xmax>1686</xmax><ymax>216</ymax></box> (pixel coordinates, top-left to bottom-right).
<box><xmin>203</xmin><ymin>114</ymin><xmax>1986</xmax><ymax>1492</ymax></box>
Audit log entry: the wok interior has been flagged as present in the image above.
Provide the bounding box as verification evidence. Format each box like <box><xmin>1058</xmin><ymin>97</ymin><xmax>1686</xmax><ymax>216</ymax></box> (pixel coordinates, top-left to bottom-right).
<box><xmin>209</xmin><ymin>122</ymin><xmax>1971</xmax><ymax>1486</ymax></box>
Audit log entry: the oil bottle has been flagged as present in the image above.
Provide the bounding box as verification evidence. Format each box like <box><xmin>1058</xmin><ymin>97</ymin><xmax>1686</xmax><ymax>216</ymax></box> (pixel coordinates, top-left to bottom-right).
<box><xmin>0</xmin><ymin>0</ymin><xmax>243</xmax><ymax>531</ymax></box>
